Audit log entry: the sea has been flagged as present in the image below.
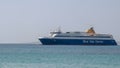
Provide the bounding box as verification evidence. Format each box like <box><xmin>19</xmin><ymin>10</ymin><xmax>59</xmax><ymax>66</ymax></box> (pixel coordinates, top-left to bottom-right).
<box><xmin>0</xmin><ymin>44</ymin><xmax>120</xmax><ymax>68</ymax></box>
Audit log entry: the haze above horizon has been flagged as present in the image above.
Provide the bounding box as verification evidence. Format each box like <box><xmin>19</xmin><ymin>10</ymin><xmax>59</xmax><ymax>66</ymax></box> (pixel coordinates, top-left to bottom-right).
<box><xmin>0</xmin><ymin>0</ymin><xmax>120</xmax><ymax>43</ymax></box>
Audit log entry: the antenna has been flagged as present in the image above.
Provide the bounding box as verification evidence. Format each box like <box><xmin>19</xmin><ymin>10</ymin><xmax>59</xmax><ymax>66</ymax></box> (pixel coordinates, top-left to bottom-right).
<box><xmin>89</xmin><ymin>25</ymin><xmax>93</xmax><ymax>28</ymax></box>
<box><xmin>58</xmin><ymin>26</ymin><xmax>61</xmax><ymax>32</ymax></box>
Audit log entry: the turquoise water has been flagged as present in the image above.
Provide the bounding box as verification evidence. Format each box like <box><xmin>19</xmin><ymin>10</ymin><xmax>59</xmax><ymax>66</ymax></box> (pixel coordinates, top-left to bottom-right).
<box><xmin>0</xmin><ymin>44</ymin><xmax>120</xmax><ymax>68</ymax></box>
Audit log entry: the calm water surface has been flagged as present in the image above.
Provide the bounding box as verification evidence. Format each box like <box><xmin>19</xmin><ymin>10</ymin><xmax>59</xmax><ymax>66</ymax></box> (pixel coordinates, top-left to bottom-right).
<box><xmin>0</xmin><ymin>44</ymin><xmax>120</xmax><ymax>68</ymax></box>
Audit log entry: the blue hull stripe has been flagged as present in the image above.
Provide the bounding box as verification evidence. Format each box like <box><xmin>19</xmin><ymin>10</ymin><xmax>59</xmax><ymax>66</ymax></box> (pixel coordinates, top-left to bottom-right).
<box><xmin>39</xmin><ymin>38</ymin><xmax>117</xmax><ymax>45</ymax></box>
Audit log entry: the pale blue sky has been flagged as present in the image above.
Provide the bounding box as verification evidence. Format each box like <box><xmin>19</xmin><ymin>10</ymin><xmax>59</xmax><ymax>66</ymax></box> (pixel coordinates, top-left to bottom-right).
<box><xmin>0</xmin><ymin>0</ymin><xmax>120</xmax><ymax>43</ymax></box>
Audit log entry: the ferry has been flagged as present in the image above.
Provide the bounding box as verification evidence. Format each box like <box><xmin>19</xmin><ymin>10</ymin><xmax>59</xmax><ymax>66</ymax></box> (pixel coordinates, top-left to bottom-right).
<box><xmin>39</xmin><ymin>27</ymin><xmax>117</xmax><ymax>45</ymax></box>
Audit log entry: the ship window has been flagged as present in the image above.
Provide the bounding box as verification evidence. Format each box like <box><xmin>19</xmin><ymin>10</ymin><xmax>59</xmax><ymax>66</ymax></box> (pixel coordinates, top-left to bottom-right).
<box><xmin>66</xmin><ymin>32</ymin><xmax>70</xmax><ymax>33</ymax></box>
<box><xmin>74</xmin><ymin>32</ymin><xmax>80</xmax><ymax>33</ymax></box>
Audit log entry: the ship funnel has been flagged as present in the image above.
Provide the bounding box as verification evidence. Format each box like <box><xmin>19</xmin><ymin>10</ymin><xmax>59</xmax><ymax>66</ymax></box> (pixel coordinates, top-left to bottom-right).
<box><xmin>86</xmin><ymin>27</ymin><xmax>96</xmax><ymax>36</ymax></box>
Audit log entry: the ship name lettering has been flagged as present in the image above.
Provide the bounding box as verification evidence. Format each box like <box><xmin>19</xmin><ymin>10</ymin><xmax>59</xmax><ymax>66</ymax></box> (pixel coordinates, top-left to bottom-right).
<box><xmin>83</xmin><ymin>40</ymin><xmax>88</xmax><ymax>43</ymax></box>
<box><xmin>95</xmin><ymin>41</ymin><xmax>103</xmax><ymax>43</ymax></box>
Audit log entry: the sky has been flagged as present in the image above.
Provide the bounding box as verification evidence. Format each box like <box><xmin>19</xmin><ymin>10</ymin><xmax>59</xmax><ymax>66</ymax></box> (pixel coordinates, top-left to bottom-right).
<box><xmin>0</xmin><ymin>0</ymin><xmax>120</xmax><ymax>43</ymax></box>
